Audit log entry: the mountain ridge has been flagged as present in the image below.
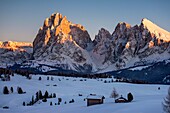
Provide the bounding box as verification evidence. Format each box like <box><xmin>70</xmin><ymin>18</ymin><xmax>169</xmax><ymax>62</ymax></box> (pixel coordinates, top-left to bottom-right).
<box><xmin>0</xmin><ymin>13</ymin><xmax>170</xmax><ymax>73</ymax></box>
<box><xmin>0</xmin><ymin>41</ymin><xmax>32</xmax><ymax>67</ymax></box>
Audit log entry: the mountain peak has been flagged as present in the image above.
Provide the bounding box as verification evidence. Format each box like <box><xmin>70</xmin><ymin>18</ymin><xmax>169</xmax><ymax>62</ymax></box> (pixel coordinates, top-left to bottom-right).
<box><xmin>141</xmin><ymin>18</ymin><xmax>170</xmax><ymax>42</ymax></box>
<box><xmin>119</xmin><ymin>22</ymin><xmax>131</xmax><ymax>28</ymax></box>
<box><xmin>141</xmin><ymin>18</ymin><xmax>157</xmax><ymax>29</ymax></box>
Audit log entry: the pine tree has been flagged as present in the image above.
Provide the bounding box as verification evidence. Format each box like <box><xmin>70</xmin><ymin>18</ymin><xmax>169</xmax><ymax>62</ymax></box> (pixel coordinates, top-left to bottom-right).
<box><xmin>127</xmin><ymin>92</ymin><xmax>133</xmax><ymax>102</ymax></box>
<box><xmin>58</xmin><ymin>98</ymin><xmax>62</xmax><ymax>103</ymax></box>
<box><xmin>3</xmin><ymin>86</ymin><xmax>9</xmax><ymax>94</ymax></box>
<box><xmin>71</xmin><ymin>99</ymin><xmax>74</xmax><ymax>103</ymax></box>
<box><xmin>10</xmin><ymin>87</ymin><xmax>13</xmax><ymax>93</ymax></box>
<box><xmin>53</xmin><ymin>93</ymin><xmax>56</xmax><ymax>98</ymax></box>
<box><xmin>36</xmin><ymin>92</ymin><xmax>39</xmax><ymax>102</ymax></box>
<box><xmin>38</xmin><ymin>77</ymin><xmax>42</xmax><ymax>80</ymax></box>
<box><xmin>23</xmin><ymin>102</ymin><xmax>25</xmax><ymax>106</ymax></box>
<box><xmin>110</xmin><ymin>87</ymin><xmax>119</xmax><ymax>100</ymax></box>
<box><xmin>49</xmin><ymin>93</ymin><xmax>53</xmax><ymax>98</ymax></box>
<box><xmin>47</xmin><ymin>76</ymin><xmax>49</xmax><ymax>80</ymax></box>
<box><xmin>104</xmin><ymin>80</ymin><xmax>107</xmax><ymax>83</ymax></box>
<box><xmin>17</xmin><ymin>87</ymin><xmax>23</xmax><ymax>94</ymax></box>
<box><xmin>44</xmin><ymin>90</ymin><xmax>49</xmax><ymax>98</ymax></box>
<box><xmin>39</xmin><ymin>90</ymin><xmax>43</xmax><ymax>99</ymax></box>
<box><xmin>51</xmin><ymin>77</ymin><xmax>54</xmax><ymax>81</ymax></box>
<box><xmin>163</xmin><ymin>87</ymin><xmax>170</xmax><ymax>113</ymax></box>
<box><xmin>50</xmin><ymin>102</ymin><xmax>52</xmax><ymax>106</ymax></box>
<box><xmin>32</xmin><ymin>96</ymin><xmax>34</xmax><ymax>105</ymax></box>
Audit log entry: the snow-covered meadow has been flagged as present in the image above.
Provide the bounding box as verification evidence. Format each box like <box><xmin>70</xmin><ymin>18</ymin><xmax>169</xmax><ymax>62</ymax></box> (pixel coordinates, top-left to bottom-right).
<box><xmin>0</xmin><ymin>74</ymin><xmax>169</xmax><ymax>113</ymax></box>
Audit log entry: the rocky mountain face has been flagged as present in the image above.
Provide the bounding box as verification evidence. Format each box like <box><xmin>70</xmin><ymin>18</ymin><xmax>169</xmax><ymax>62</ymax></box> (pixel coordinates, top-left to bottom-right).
<box><xmin>31</xmin><ymin>13</ymin><xmax>170</xmax><ymax>73</ymax></box>
<box><xmin>32</xmin><ymin>13</ymin><xmax>95</xmax><ymax>72</ymax></box>
<box><xmin>0</xmin><ymin>41</ymin><xmax>32</xmax><ymax>67</ymax></box>
<box><xmin>93</xmin><ymin>19</ymin><xmax>170</xmax><ymax>72</ymax></box>
<box><xmin>1</xmin><ymin>13</ymin><xmax>170</xmax><ymax>73</ymax></box>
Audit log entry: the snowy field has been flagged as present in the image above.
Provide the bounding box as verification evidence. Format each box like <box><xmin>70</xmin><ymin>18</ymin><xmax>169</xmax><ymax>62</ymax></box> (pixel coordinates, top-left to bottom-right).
<box><xmin>0</xmin><ymin>74</ymin><xmax>169</xmax><ymax>113</ymax></box>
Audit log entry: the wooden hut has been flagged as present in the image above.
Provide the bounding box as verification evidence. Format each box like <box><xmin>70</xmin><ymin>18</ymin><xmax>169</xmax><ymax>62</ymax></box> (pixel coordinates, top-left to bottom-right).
<box><xmin>115</xmin><ymin>96</ymin><xmax>128</xmax><ymax>103</ymax></box>
<box><xmin>86</xmin><ymin>95</ymin><xmax>104</xmax><ymax>106</ymax></box>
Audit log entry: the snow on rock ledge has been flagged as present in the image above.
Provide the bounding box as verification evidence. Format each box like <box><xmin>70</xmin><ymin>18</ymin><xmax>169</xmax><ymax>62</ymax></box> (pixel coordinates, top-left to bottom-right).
<box><xmin>142</xmin><ymin>18</ymin><xmax>170</xmax><ymax>42</ymax></box>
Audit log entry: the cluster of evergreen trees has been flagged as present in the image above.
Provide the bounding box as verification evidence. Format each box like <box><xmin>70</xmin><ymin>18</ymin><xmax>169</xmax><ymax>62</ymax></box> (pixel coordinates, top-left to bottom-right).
<box><xmin>0</xmin><ymin>68</ymin><xmax>14</xmax><ymax>76</ymax></box>
<box><xmin>104</xmin><ymin>79</ymin><xmax>114</xmax><ymax>83</ymax></box>
<box><xmin>23</xmin><ymin>90</ymin><xmax>56</xmax><ymax>106</ymax></box>
<box><xmin>0</xmin><ymin>68</ymin><xmax>14</xmax><ymax>81</ymax></box>
<box><xmin>38</xmin><ymin>76</ymin><xmax>54</xmax><ymax>81</ymax></box>
<box><xmin>114</xmin><ymin>76</ymin><xmax>149</xmax><ymax>84</ymax></box>
<box><xmin>3</xmin><ymin>86</ymin><xmax>25</xmax><ymax>94</ymax></box>
<box><xmin>56</xmin><ymin>98</ymin><xmax>74</xmax><ymax>106</ymax></box>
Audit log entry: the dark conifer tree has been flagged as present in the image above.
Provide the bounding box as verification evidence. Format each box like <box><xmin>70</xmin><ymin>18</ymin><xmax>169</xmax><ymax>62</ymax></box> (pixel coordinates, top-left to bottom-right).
<box><xmin>38</xmin><ymin>77</ymin><xmax>42</xmax><ymax>80</ymax></box>
<box><xmin>58</xmin><ymin>98</ymin><xmax>62</xmax><ymax>103</ymax></box>
<box><xmin>51</xmin><ymin>77</ymin><xmax>54</xmax><ymax>81</ymax></box>
<box><xmin>23</xmin><ymin>102</ymin><xmax>25</xmax><ymax>106</ymax></box>
<box><xmin>39</xmin><ymin>90</ymin><xmax>43</xmax><ymax>99</ymax></box>
<box><xmin>50</xmin><ymin>102</ymin><xmax>52</xmax><ymax>106</ymax></box>
<box><xmin>36</xmin><ymin>92</ymin><xmax>39</xmax><ymax>101</ymax></box>
<box><xmin>32</xmin><ymin>96</ymin><xmax>34</xmax><ymax>105</ymax></box>
<box><xmin>71</xmin><ymin>99</ymin><xmax>74</xmax><ymax>103</ymax></box>
<box><xmin>47</xmin><ymin>76</ymin><xmax>49</xmax><ymax>80</ymax></box>
<box><xmin>44</xmin><ymin>90</ymin><xmax>49</xmax><ymax>98</ymax></box>
<box><xmin>49</xmin><ymin>93</ymin><xmax>53</xmax><ymax>98</ymax></box>
<box><xmin>17</xmin><ymin>87</ymin><xmax>23</xmax><ymax>94</ymax></box>
<box><xmin>10</xmin><ymin>87</ymin><xmax>13</xmax><ymax>93</ymax></box>
<box><xmin>127</xmin><ymin>92</ymin><xmax>133</xmax><ymax>102</ymax></box>
<box><xmin>3</xmin><ymin>86</ymin><xmax>9</xmax><ymax>94</ymax></box>
<box><xmin>53</xmin><ymin>93</ymin><xmax>56</xmax><ymax>98</ymax></box>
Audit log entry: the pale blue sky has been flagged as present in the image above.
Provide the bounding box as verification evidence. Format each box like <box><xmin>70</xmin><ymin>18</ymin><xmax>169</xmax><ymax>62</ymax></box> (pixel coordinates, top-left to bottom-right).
<box><xmin>0</xmin><ymin>0</ymin><xmax>170</xmax><ymax>42</ymax></box>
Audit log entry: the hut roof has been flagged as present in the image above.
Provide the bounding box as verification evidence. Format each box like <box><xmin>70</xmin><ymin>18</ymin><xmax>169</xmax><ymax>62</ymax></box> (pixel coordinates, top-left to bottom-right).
<box><xmin>87</xmin><ymin>95</ymin><xmax>104</xmax><ymax>99</ymax></box>
<box><xmin>117</xmin><ymin>96</ymin><xmax>127</xmax><ymax>101</ymax></box>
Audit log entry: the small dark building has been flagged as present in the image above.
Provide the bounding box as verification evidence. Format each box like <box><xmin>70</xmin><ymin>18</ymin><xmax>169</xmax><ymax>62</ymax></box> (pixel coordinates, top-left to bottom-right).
<box><xmin>86</xmin><ymin>95</ymin><xmax>104</xmax><ymax>106</ymax></box>
<box><xmin>115</xmin><ymin>96</ymin><xmax>128</xmax><ymax>103</ymax></box>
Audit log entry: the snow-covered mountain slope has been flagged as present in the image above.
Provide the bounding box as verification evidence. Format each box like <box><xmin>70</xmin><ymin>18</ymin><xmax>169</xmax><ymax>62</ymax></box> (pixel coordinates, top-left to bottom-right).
<box><xmin>142</xmin><ymin>18</ymin><xmax>170</xmax><ymax>42</ymax></box>
<box><xmin>0</xmin><ymin>41</ymin><xmax>32</xmax><ymax>67</ymax></box>
<box><xmin>0</xmin><ymin>74</ymin><xmax>169</xmax><ymax>113</ymax></box>
<box><xmin>107</xmin><ymin>60</ymin><xmax>170</xmax><ymax>84</ymax></box>
<box><xmin>93</xmin><ymin>19</ymin><xmax>170</xmax><ymax>72</ymax></box>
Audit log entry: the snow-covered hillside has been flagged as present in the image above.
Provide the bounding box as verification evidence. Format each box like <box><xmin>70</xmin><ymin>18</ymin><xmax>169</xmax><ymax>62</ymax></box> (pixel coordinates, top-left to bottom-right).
<box><xmin>0</xmin><ymin>74</ymin><xmax>169</xmax><ymax>113</ymax></box>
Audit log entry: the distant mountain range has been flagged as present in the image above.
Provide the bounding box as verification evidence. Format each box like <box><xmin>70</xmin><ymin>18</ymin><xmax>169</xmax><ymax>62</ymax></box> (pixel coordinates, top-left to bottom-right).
<box><xmin>1</xmin><ymin>13</ymin><xmax>170</xmax><ymax>80</ymax></box>
<box><xmin>0</xmin><ymin>41</ymin><xmax>32</xmax><ymax>67</ymax></box>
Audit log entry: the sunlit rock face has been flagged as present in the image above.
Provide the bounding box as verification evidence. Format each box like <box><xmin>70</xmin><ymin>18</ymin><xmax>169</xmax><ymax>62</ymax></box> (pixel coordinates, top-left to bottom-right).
<box><xmin>32</xmin><ymin>13</ymin><xmax>94</xmax><ymax>72</ymax></box>
<box><xmin>32</xmin><ymin>13</ymin><xmax>170</xmax><ymax>72</ymax></box>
